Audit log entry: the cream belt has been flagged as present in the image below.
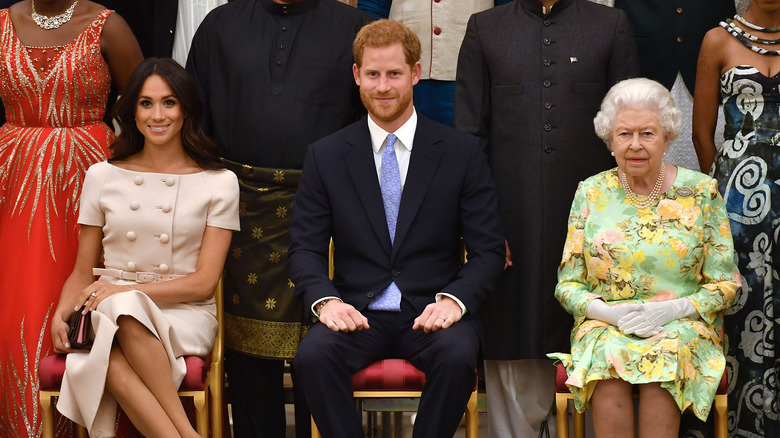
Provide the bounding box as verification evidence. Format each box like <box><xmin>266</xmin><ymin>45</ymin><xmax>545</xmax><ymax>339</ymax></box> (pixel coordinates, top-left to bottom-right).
<box><xmin>93</xmin><ymin>268</ymin><xmax>184</xmax><ymax>284</ymax></box>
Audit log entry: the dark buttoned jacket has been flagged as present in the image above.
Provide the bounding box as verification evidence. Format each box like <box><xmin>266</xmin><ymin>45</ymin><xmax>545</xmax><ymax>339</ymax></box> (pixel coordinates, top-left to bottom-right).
<box><xmin>615</xmin><ymin>0</ymin><xmax>735</xmax><ymax>92</ymax></box>
<box><xmin>454</xmin><ymin>0</ymin><xmax>639</xmax><ymax>359</ymax></box>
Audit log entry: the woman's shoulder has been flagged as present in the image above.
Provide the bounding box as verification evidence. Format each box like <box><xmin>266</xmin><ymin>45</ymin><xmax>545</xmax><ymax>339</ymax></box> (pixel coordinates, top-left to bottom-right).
<box><xmin>199</xmin><ymin>168</ymin><xmax>239</xmax><ymax>194</ymax></box>
<box><xmin>202</xmin><ymin>168</ymin><xmax>238</xmax><ymax>182</ymax></box>
<box><xmin>674</xmin><ymin>167</ymin><xmax>719</xmax><ymax>195</ymax></box>
<box><xmin>578</xmin><ymin>168</ymin><xmax>618</xmax><ymax>190</ymax></box>
<box><xmin>86</xmin><ymin>160</ymin><xmax>113</xmax><ymax>177</ymax></box>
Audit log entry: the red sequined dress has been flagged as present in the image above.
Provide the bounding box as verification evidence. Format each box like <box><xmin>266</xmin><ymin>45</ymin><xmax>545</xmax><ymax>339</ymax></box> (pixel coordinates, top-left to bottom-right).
<box><xmin>0</xmin><ymin>9</ymin><xmax>114</xmax><ymax>437</ymax></box>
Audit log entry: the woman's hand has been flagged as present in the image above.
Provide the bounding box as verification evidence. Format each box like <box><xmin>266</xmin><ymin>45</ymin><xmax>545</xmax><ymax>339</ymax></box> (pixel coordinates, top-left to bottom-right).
<box><xmin>51</xmin><ymin>307</ymin><xmax>93</xmax><ymax>353</ymax></box>
<box><xmin>586</xmin><ymin>299</ymin><xmax>642</xmax><ymax>326</ymax></box>
<box><xmin>75</xmin><ymin>281</ymin><xmax>132</xmax><ymax>314</ymax></box>
<box><xmin>618</xmin><ymin>298</ymin><xmax>699</xmax><ymax>337</ymax></box>
<box><xmin>51</xmin><ymin>310</ymin><xmax>73</xmax><ymax>353</ymax></box>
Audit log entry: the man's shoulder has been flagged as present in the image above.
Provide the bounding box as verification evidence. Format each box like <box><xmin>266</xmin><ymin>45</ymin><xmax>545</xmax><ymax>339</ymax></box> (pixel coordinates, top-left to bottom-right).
<box><xmin>471</xmin><ymin>1</ymin><xmax>515</xmax><ymax>24</ymax></box>
<box><xmin>416</xmin><ymin>115</ymin><xmax>479</xmax><ymax>148</ymax></box>
<box><xmin>310</xmin><ymin>0</ymin><xmax>374</xmax><ymax>29</ymax></box>
<box><xmin>310</xmin><ymin>117</ymin><xmax>368</xmax><ymax>150</ymax></box>
<box><xmin>569</xmin><ymin>0</ymin><xmax>625</xmax><ymax>23</ymax></box>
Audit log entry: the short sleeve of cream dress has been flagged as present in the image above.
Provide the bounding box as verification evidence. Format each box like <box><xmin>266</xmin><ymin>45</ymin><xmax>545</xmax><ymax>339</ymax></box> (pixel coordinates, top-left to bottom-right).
<box><xmin>57</xmin><ymin>161</ymin><xmax>240</xmax><ymax>437</ymax></box>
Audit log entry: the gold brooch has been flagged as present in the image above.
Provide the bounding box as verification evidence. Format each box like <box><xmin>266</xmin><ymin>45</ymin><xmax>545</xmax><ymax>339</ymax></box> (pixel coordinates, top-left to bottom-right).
<box><xmin>675</xmin><ymin>186</ymin><xmax>694</xmax><ymax>198</ymax></box>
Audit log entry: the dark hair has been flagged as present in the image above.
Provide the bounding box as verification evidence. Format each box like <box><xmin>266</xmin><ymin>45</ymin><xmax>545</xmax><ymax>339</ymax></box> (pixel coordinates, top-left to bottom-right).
<box><xmin>109</xmin><ymin>58</ymin><xmax>223</xmax><ymax>170</ymax></box>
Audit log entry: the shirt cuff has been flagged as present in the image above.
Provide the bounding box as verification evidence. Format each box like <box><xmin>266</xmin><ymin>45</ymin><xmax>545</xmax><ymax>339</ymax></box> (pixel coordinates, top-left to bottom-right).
<box><xmin>436</xmin><ymin>293</ymin><xmax>467</xmax><ymax>316</ymax></box>
<box><xmin>311</xmin><ymin>296</ymin><xmax>342</xmax><ymax>319</ymax></box>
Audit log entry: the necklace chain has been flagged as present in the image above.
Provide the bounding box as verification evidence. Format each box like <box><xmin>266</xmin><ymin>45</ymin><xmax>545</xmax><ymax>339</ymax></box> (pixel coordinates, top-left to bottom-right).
<box><xmin>734</xmin><ymin>14</ymin><xmax>780</xmax><ymax>33</ymax></box>
<box><xmin>720</xmin><ymin>20</ymin><xmax>780</xmax><ymax>56</ymax></box>
<box><xmin>725</xmin><ymin>19</ymin><xmax>780</xmax><ymax>45</ymax></box>
<box><xmin>620</xmin><ymin>164</ymin><xmax>665</xmax><ymax>210</ymax></box>
<box><xmin>31</xmin><ymin>0</ymin><xmax>79</xmax><ymax>30</ymax></box>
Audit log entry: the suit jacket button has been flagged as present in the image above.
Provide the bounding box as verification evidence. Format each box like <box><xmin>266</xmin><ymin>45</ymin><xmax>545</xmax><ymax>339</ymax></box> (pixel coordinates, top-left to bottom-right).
<box><xmin>392</xmin><ymin>270</ymin><xmax>400</xmax><ymax>277</ymax></box>
<box><xmin>367</xmin><ymin>292</ymin><xmax>374</xmax><ymax>298</ymax></box>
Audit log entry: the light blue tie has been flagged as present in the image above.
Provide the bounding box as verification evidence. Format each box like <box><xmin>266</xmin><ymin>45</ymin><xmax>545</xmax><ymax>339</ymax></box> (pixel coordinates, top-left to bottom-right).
<box><xmin>368</xmin><ymin>134</ymin><xmax>402</xmax><ymax>312</ymax></box>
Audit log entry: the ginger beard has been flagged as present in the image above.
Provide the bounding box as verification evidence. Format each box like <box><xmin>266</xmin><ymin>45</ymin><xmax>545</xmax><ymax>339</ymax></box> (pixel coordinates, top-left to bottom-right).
<box><xmin>360</xmin><ymin>85</ymin><xmax>413</xmax><ymax>125</ymax></box>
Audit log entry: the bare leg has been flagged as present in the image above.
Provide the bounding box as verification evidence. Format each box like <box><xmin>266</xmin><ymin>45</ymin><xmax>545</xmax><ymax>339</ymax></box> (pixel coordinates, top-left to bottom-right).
<box><xmin>638</xmin><ymin>383</ymin><xmax>680</xmax><ymax>438</ymax></box>
<box><xmin>591</xmin><ymin>379</ymin><xmax>633</xmax><ymax>437</ymax></box>
<box><xmin>115</xmin><ymin>315</ymin><xmax>199</xmax><ymax>438</ymax></box>
<box><xmin>106</xmin><ymin>344</ymin><xmax>181</xmax><ymax>438</ymax></box>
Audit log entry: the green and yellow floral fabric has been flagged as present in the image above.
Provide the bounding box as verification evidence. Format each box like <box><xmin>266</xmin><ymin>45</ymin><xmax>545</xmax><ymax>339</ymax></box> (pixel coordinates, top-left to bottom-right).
<box><xmin>548</xmin><ymin>167</ymin><xmax>740</xmax><ymax>421</ymax></box>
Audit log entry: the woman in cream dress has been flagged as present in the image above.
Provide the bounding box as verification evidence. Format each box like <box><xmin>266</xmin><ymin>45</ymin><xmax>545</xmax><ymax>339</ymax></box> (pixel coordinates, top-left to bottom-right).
<box><xmin>50</xmin><ymin>58</ymin><xmax>239</xmax><ymax>438</ymax></box>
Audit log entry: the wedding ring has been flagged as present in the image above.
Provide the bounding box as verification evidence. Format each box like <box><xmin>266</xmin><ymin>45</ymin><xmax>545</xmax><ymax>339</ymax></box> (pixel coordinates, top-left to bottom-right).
<box><xmin>438</xmin><ymin>316</ymin><xmax>446</xmax><ymax>321</ymax></box>
<box><xmin>91</xmin><ymin>292</ymin><xmax>98</xmax><ymax>298</ymax></box>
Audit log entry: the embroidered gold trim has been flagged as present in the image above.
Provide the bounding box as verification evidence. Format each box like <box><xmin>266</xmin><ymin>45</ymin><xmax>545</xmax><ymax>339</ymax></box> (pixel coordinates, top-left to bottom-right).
<box><xmin>224</xmin><ymin>314</ymin><xmax>307</xmax><ymax>359</ymax></box>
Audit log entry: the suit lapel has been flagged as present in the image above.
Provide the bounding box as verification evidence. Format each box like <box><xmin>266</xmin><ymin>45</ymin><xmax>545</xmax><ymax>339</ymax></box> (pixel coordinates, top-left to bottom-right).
<box><xmin>393</xmin><ymin>118</ymin><xmax>443</xmax><ymax>257</ymax></box>
<box><xmin>344</xmin><ymin>120</ymin><xmax>393</xmax><ymax>254</ymax></box>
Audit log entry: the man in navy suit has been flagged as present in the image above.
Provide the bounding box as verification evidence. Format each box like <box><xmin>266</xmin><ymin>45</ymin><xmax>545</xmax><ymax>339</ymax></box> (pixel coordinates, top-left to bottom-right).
<box><xmin>287</xmin><ymin>19</ymin><xmax>505</xmax><ymax>438</ymax></box>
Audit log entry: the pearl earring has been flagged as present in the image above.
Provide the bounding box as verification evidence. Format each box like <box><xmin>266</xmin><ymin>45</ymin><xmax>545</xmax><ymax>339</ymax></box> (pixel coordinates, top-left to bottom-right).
<box><xmin>610</xmin><ymin>151</ymin><xmax>615</xmax><ymax>157</ymax></box>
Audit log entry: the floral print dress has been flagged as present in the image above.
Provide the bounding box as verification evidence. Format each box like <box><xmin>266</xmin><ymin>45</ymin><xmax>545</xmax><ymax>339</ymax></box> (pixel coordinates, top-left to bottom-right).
<box><xmin>549</xmin><ymin>167</ymin><xmax>740</xmax><ymax>421</ymax></box>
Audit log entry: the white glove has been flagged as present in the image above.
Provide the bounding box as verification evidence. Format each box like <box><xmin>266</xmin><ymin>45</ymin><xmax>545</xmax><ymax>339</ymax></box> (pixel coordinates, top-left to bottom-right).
<box><xmin>618</xmin><ymin>298</ymin><xmax>699</xmax><ymax>337</ymax></box>
<box><xmin>586</xmin><ymin>299</ymin><xmax>642</xmax><ymax>327</ymax></box>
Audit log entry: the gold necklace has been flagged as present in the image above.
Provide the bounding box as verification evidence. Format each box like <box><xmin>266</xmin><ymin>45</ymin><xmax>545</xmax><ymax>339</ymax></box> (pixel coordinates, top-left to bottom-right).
<box><xmin>31</xmin><ymin>0</ymin><xmax>79</xmax><ymax>30</ymax></box>
<box><xmin>620</xmin><ymin>164</ymin><xmax>665</xmax><ymax>209</ymax></box>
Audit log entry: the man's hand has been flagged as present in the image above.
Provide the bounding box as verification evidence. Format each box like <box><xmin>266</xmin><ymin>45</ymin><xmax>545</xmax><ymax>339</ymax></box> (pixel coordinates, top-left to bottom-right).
<box><xmin>318</xmin><ymin>300</ymin><xmax>370</xmax><ymax>332</ymax></box>
<box><xmin>504</xmin><ymin>239</ymin><xmax>513</xmax><ymax>270</ymax></box>
<box><xmin>413</xmin><ymin>296</ymin><xmax>462</xmax><ymax>333</ymax></box>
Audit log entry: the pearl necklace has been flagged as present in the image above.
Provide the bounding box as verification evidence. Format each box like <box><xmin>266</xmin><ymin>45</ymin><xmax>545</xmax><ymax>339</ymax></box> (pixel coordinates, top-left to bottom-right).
<box><xmin>620</xmin><ymin>164</ymin><xmax>665</xmax><ymax>210</ymax></box>
<box><xmin>31</xmin><ymin>0</ymin><xmax>79</xmax><ymax>30</ymax></box>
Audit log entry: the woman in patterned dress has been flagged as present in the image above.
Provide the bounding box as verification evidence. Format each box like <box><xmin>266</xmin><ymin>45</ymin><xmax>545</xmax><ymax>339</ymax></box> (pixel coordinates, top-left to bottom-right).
<box><xmin>693</xmin><ymin>1</ymin><xmax>780</xmax><ymax>435</ymax></box>
<box><xmin>0</xmin><ymin>1</ymin><xmax>141</xmax><ymax>436</ymax></box>
<box><xmin>550</xmin><ymin>78</ymin><xmax>740</xmax><ymax>437</ymax></box>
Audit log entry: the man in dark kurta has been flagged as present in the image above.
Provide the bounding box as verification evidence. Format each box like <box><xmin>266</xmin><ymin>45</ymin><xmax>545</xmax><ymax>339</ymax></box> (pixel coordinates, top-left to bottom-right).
<box><xmin>186</xmin><ymin>1</ymin><xmax>371</xmax><ymax>436</ymax></box>
<box><xmin>454</xmin><ymin>0</ymin><xmax>639</xmax><ymax>436</ymax></box>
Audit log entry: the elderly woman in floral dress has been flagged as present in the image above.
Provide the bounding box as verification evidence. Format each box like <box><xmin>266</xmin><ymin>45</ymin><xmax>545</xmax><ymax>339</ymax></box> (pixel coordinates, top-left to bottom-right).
<box><xmin>549</xmin><ymin>78</ymin><xmax>741</xmax><ymax>438</ymax></box>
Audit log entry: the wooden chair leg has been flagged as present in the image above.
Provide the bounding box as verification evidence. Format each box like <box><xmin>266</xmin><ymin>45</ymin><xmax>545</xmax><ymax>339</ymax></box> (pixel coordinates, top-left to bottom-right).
<box><xmin>210</xmin><ymin>368</ymin><xmax>223</xmax><ymax>438</ymax></box>
<box><xmin>714</xmin><ymin>394</ymin><xmax>728</xmax><ymax>438</ymax></box>
<box><xmin>392</xmin><ymin>412</ymin><xmax>402</xmax><ymax>438</ymax></box>
<box><xmin>192</xmin><ymin>392</ymin><xmax>208</xmax><ymax>438</ymax></box>
<box><xmin>311</xmin><ymin>416</ymin><xmax>322</xmax><ymax>438</ymax></box>
<box><xmin>39</xmin><ymin>390</ymin><xmax>55</xmax><ymax>438</ymax></box>
<box><xmin>573</xmin><ymin>405</ymin><xmax>585</xmax><ymax>438</ymax></box>
<box><xmin>555</xmin><ymin>394</ymin><xmax>569</xmax><ymax>438</ymax></box>
<box><xmin>465</xmin><ymin>390</ymin><xmax>479</xmax><ymax>438</ymax></box>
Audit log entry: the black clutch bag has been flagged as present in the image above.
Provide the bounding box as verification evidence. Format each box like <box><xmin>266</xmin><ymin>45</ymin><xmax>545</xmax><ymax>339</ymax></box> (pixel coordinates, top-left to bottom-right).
<box><xmin>67</xmin><ymin>306</ymin><xmax>93</xmax><ymax>349</ymax></box>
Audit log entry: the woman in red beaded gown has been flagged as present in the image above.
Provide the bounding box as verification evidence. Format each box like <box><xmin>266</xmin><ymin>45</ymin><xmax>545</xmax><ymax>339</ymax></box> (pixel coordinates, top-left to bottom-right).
<box><xmin>0</xmin><ymin>1</ymin><xmax>141</xmax><ymax>436</ymax></box>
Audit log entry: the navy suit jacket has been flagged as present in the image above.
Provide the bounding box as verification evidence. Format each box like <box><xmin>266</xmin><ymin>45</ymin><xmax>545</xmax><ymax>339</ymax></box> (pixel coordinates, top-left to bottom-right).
<box><xmin>287</xmin><ymin>114</ymin><xmax>505</xmax><ymax>322</ymax></box>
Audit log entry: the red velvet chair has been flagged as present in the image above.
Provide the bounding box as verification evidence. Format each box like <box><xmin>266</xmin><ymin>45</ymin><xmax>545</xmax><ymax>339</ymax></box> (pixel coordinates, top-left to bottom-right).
<box><xmin>554</xmin><ymin>362</ymin><xmax>728</xmax><ymax>438</ymax></box>
<box><xmin>38</xmin><ymin>280</ymin><xmax>225</xmax><ymax>438</ymax></box>
<box><xmin>311</xmin><ymin>358</ymin><xmax>479</xmax><ymax>438</ymax></box>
